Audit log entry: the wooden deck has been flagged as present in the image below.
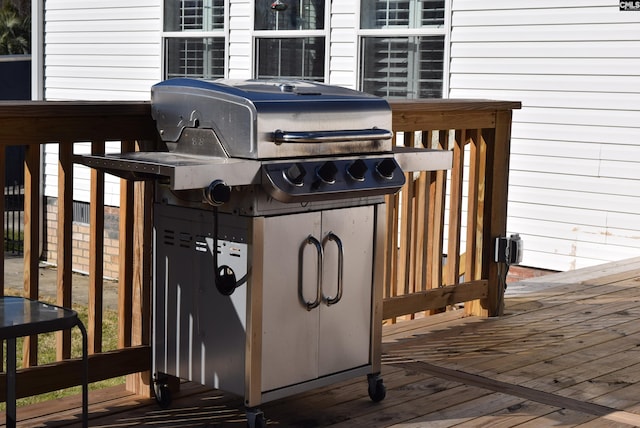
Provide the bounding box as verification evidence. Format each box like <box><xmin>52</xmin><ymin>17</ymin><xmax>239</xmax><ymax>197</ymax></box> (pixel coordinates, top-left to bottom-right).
<box><xmin>5</xmin><ymin>257</ymin><xmax>640</xmax><ymax>427</ymax></box>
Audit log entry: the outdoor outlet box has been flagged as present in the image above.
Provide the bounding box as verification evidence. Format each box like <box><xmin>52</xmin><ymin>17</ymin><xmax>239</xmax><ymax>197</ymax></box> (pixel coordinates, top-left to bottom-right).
<box><xmin>495</xmin><ymin>234</ymin><xmax>523</xmax><ymax>265</ymax></box>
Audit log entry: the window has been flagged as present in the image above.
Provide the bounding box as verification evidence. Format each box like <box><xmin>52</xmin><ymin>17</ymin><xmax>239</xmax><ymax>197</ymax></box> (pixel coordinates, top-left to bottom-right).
<box><xmin>163</xmin><ymin>0</ymin><xmax>226</xmax><ymax>79</ymax></box>
<box><xmin>254</xmin><ymin>1</ymin><xmax>327</xmax><ymax>81</ymax></box>
<box><xmin>360</xmin><ymin>0</ymin><xmax>446</xmax><ymax>99</ymax></box>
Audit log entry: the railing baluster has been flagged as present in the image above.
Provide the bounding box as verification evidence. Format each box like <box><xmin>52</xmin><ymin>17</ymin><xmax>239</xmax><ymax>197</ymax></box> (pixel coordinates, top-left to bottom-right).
<box><xmin>118</xmin><ymin>140</ymin><xmax>135</xmax><ymax>348</ymax></box>
<box><xmin>57</xmin><ymin>141</ymin><xmax>74</xmax><ymax>360</ymax></box>
<box><xmin>446</xmin><ymin>129</ymin><xmax>465</xmax><ymax>287</ymax></box>
<box><xmin>1</xmin><ymin>144</ymin><xmax>5</xmax><ymax>295</ymax></box>
<box><xmin>0</xmin><ymin>144</ymin><xmax>4</xmax><ymax>373</ymax></box>
<box><xmin>412</xmin><ymin>133</ymin><xmax>431</xmax><ymax>295</ymax></box>
<box><xmin>465</xmin><ymin>129</ymin><xmax>481</xmax><ymax>284</ymax></box>
<box><xmin>89</xmin><ymin>140</ymin><xmax>106</xmax><ymax>354</ymax></box>
<box><xmin>427</xmin><ymin>130</ymin><xmax>447</xmax><ymax>294</ymax></box>
<box><xmin>398</xmin><ymin>133</ymin><xmax>415</xmax><ymax>298</ymax></box>
<box><xmin>23</xmin><ymin>143</ymin><xmax>41</xmax><ymax>367</ymax></box>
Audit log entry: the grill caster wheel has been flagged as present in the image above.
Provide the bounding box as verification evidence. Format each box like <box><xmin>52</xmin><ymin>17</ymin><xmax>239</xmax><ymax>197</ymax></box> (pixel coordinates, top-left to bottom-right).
<box><xmin>153</xmin><ymin>381</ymin><xmax>172</xmax><ymax>409</ymax></box>
<box><xmin>246</xmin><ymin>407</ymin><xmax>266</xmax><ymax>428</ymax></box>
<box><xmin>367</xmin><ymin>373</ymin><xmax>386</xmax><ymax>402</ymax></box>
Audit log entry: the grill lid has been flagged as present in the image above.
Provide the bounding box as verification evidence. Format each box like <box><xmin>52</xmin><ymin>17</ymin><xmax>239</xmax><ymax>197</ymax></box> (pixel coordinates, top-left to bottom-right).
<box><xmin>151</xmin><ymin>78</ymin><xmax>393</xmax><ymax>160</ymax></box>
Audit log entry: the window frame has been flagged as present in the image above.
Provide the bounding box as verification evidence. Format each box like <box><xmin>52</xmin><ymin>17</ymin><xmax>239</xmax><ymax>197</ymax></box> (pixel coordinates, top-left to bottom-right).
<box><xmin>357</xmin><ymin>0</ymin><xmax>451</xmax><ymax>99</ymax></box>
<box><xmin>161</xmin><ymin>0</ymin><xmax>229</xmax><ymax>80</ymax></box>
<box><xmin>252</xmin><ymin>1</ymin><xmax>331</xmax><ymax>82</ymax></box>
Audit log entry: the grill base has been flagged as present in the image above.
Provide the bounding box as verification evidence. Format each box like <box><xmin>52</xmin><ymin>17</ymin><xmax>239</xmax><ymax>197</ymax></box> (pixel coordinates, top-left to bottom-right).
<box><xmin>152</xmin><ymin>202</ymin><xmax>384</xmax><ymax>407</ymax></box>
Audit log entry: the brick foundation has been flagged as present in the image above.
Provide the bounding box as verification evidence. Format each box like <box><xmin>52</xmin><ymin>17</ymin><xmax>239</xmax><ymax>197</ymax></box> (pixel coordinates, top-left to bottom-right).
<box><xmin>506</xmin><ymin>265</ymin><xmax>557</xmax><ymax>284</ymax></box>
<box><xmin>44</xmin><ymin>197</ymin><xmax>120</xmax><ymax>279</ymax></box>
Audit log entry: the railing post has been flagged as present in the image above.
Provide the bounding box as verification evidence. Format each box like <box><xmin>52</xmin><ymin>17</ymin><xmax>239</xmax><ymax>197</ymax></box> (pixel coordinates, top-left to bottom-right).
<box><xmin>23</xmin><ymin>143</ymin><xmax>40</xmax><ymax>367</ymax></box>
<box><xmin>126</xmin><ymin>140</ymin><xmax>155</xmax><ymax>397</ymax></box>
<box><xmin>466</xmin><ymin>109</ymin><xmax>513</xmax><ymax>317</ymax></box>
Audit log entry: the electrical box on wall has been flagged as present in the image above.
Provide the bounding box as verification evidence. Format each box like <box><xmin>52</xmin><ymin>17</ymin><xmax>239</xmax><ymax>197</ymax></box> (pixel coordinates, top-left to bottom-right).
<box><xmin>495</xmin><ymin>234</ymin><xmax>523</xmax><ymax>265</ymax></box>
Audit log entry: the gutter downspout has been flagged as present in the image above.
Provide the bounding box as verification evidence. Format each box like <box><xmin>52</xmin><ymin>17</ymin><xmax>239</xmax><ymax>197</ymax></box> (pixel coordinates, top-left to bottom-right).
<box><xmin>31</xmin><ymin>0</ymin><xmax>45</xmax><ymax>259</ymax></box>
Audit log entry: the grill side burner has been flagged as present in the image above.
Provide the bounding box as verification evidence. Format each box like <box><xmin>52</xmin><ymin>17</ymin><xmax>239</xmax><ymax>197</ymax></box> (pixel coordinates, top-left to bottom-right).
<box><xmin>75</xmin><ymin>78</ymin><xmax>452</xmax><ymax>427</ymax></box>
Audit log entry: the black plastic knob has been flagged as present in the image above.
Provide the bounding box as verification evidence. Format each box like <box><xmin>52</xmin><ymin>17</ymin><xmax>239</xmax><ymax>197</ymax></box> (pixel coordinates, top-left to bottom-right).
<box><xmin>317</xmin><ymin>161</ymin><xmax>338</xmax><ymax>184</ymax></box>
<box><xmin>347</xmin><ymin>159</ymin><xmax>368</xmax><ymax>181</ymax></box>
<box><xmin>375</xmin><ymin>158</ymin><xmax>397</xmax><ymax>179</ymax></box>
<box><xmin>216</xmin><ymin>265</ymin><xmax>238</xmax><ymax>296</ymax></box>
<box><xmin>204</xmin><ymin>180</ymin><xmax>231</xmax><ymax>206</ymax></box>
<box><xmin>284</xmin><ymin>163</ymin><xmax>306</xmax><ymax>186</ymax></box>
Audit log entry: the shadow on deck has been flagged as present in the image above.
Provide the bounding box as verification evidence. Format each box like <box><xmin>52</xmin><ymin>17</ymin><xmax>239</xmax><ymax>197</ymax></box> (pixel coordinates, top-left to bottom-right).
<box><xmin>5</xmin><ymin>257</ymin><xmax>640</xmax><ymax>427</ymax></box>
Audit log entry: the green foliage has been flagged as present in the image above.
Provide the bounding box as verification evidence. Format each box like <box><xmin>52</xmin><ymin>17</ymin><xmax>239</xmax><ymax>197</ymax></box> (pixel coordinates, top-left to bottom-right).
<box><xmin>0</xmin><ymin>1</ymin><xmax>30</xmax><ymax>55</ymax></box>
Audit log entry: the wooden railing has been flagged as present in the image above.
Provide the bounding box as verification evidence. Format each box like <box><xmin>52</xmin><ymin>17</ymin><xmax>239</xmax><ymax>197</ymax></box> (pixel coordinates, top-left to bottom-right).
<box><xmin>384</xmin><ymin>100</ymin><xmax>520</xmax><ymax>320</ymax></box>
<box><xmin>0</xmin><ymin>99</ymin><xmax>520</xmax><ymax>401</ymax></box>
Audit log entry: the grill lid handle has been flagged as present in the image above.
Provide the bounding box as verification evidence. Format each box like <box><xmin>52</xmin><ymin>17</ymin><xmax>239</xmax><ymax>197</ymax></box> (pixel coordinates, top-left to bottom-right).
<box><xmin>273</xmin><ymin>128</ymin><xmax>392</xmax><ymax>144</ymax></box>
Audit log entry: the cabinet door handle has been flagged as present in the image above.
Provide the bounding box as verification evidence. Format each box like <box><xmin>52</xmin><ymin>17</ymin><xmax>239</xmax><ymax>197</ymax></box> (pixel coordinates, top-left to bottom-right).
<box><xmin>322</xmin><ymin>232</ymin><xmax>344</xmax><ymax>306</ymax></box>
<box><xmin>299</xmin><ymin>235</ymin><xmax>323</xmax><ymax>311</ymax></box>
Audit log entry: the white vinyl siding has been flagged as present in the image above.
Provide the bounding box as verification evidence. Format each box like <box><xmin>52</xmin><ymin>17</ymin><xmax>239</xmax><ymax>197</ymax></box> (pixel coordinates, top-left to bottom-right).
<box><xmin>328</xmin><ymin>2</ymin><xmax>358</xmax><ymax>88</ymax></box>
<box><xmin>42</xmin><ymin>0</ymin><xmax>162</xmax><ymax>201</ymax></box>
<box><xmin>449</xmin><ymin>0</ymin><xmax>640</xmax><ymax>271</ymax></box>
<box><xmin>227</xmin><ymin>0</ymin><xmax>252</xmax><ymax>79</ymax></box>
<box><xmin>43</xmin><ymin>0</ymin><xmax>162</xmax><ymax>100</ymax></box>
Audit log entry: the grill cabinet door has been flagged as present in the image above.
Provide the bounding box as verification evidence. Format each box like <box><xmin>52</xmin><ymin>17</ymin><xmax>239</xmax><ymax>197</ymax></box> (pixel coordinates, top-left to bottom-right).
<box><xmin>318</xmin><ymin>205</ymin><xmax>374</xmax><ymax>376</ymax></box>
<box><xmin>261</xmin><ymin>211</ymin><xmax>322</xmax><ymax>391</ymax></box>
<box><xmin>260</xmin><ymin>206</ymin><xmax>374</xmax><ymax>392</ymax></box>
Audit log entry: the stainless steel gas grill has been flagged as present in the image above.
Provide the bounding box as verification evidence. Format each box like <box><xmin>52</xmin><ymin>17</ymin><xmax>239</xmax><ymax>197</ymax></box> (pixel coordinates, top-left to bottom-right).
<box><xmin>77</xmin><ymin>78</ymin><xmax>452</xmax><ymax>427</ymax></box>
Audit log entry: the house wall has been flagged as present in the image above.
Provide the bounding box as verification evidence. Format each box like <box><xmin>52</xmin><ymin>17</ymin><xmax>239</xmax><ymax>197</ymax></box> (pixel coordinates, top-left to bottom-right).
<box><xmin>449</xmin><ymin>0</ymin><xmax>640</xmax><ymax>271</ymax></box>
<box><xmin>40</xmin><ymin>0</ymin><xmax>640</xmax><ymax>276</ymax></box>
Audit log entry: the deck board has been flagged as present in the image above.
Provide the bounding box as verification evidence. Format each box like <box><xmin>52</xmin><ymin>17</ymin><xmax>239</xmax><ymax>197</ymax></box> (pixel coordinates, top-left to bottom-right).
<box><xmin>4</xmin><ymin>257</ymin><xmax>640</xmax><ymax>427</ymax></box>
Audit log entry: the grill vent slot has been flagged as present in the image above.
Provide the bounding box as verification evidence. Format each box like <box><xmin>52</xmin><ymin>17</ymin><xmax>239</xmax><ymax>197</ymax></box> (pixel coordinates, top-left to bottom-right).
<box><xmin>179</xmin><ymin>232</ymin><xmax>192</xmax><ymax>248</ymax></box>
<box><xmin>163</xmin><ymin>229</ymin><xmax>175</xmax><ymax>246</ymax></box>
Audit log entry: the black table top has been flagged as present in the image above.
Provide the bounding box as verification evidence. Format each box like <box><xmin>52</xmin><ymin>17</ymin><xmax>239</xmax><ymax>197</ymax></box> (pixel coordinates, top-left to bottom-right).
<box><xmin>0</xmin><ymin>297</ymin><xmax>80</xmax><ymax>340</ymax></box>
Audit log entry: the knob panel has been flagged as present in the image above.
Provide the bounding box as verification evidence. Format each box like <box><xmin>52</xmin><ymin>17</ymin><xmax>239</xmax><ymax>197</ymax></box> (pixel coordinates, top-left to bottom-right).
<box><xmin>261</xmin><ymin>156</ymin><xmax>405</xmax><ymax>202</ymax></box>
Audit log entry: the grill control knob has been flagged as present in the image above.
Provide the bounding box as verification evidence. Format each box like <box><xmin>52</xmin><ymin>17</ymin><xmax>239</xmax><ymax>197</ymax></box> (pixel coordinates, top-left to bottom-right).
<box><xmin>284</xmin><ymin>163</ymin><xmax>307</xmax><ymax>186</ymax></box>
<box><xmin>375</xmin><ymin>158</ymin><xmax>397</xmax><ymax>179</ymax></box>
<box><xmin>317</xmin><ymin>161</ymin><xmax>338</xmax><ymax>184</ymax></box>
<box><xmin>204</xmin><ymin>180</ymin><xmax>231</xmax><ymax>206</ymax></box>
<box><xmin>347</xmin><ymin>159</ymin><xmax>368</xmax><ymax>181</ymax></box>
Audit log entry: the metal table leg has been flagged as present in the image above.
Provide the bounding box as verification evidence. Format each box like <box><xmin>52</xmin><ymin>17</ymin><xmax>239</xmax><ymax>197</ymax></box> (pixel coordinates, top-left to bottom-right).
<box><xmin>6</xmin><ymin>337</ymin><xmax>16</xmax><ymax>428</ymax></box>
<box><xmin>78</xmin><ymin>321</ymin><xmax>89</xmax><ymax>427</ymax></box>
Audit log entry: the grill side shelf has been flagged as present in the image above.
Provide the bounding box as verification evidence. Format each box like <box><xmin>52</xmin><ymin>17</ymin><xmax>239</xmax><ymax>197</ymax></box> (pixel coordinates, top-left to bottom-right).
<box><xmin>73</xmin><ymin>152</ymin><xmax>262</xmax><ymax>189</ymax></box>
<box><xmin>393</xmin><ymin>147</ymin><xmax>453</xmax><ymax>172</ymax></box>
